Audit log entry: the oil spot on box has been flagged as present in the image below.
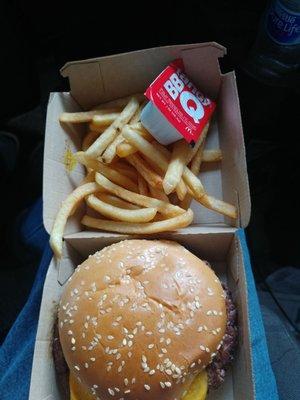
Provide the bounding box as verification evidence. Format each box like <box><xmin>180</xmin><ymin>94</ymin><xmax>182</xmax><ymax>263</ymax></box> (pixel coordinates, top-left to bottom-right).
<box><xmin>63</xmin><ymin>141</ymin><xmax>77</xmax><ymax>173</ymax></box>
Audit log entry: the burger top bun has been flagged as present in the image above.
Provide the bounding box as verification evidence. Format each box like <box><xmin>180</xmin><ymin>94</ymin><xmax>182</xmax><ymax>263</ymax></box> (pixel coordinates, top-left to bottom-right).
<box><xmin>58</xmin><ymin>240</ymin><xmax>226</xmax><ymax>400</ymax></box>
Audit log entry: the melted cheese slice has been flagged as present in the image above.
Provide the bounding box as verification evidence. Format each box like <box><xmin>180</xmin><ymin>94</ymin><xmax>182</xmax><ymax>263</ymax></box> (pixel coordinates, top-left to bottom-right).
<box><xmin>182</xmin><ymin>370</ymin><xmax>208</xmax><ymax>400</ymax></box>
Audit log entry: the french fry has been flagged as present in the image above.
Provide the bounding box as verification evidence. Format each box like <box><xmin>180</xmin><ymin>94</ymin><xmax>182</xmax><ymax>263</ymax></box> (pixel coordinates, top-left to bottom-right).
<box><xmin>69</xmin><ymin>171</ymin><xmax>96</xmax><ymax>216</ymax></box>
<box><xmin>197</xmin><ymin>194</ymin><xmax>237</xmax><ymax>219</ymax></box>
<box><xmin>96</xmin><ymin>193</ymin><xmax>139</xmax><ymax>210</ymax></box>
<box><xmin>102</xmin><ymin>133</ymin><xmax>125</xmax><ymax>164</ymax></box>
<box><xmin>81</xmin><ymin>209</ymin><xmax>194</xmax><ymax>234</ymax></box>
<box><xmin>113</xmin><ymin>165</ymin><xmax>138</xmax><ymax>182</ymax></box>
<box><xmin>50</xmin><ymin>183</ymin><xmax>99</xmax><ymax>258</ymax></box>
<box><xmin>59</xmin><ymin>109</ymin><xmax>119</xmax><ymax>124</ymax></box>
<box><xmin>163</xmin><ymin>139</ymin><xmax>190</xmax><ymax>195</ymax></box>
<box><xmin>180</xmin><ymin>141</ymin><xmax>205</xmax><ymax>209</ymax></box>
<box><xmin>91</xmin><ymin>93</ymin><xmax>144</xmax><ymax>110</ymax></box>
<box><xmin>79</xmin><ymin>171</ymin><xmax>95</xmax><ymax>186</ymax></box>
<box><xmin>130</xmin><ymin>101</ymin><xmax>146</xmax><ymax>124</ymax></box>
<box><xmin>182</xmin><ymin>165</ymin><xmax>204</xmax><ymax>197</ymax></box>
<box><xmin>126</xmin><ymin>154</ymin><xmax>163</xmax><ymax>189</ymax></box>
<box><xmin>86</xmin><ymin>194</ymin><xmax>157</xmax><ymax>223</ymax></box>
<box><xmin>85</xmin><ymin>97</ymin><xmax>139</xmax><ymax>158</ymax></box>
<box><xmin>116</xmin><ymin>124</ymin><xmax>153</xmax><ymax>158</ymax></box>
<box><xmin>137</xmin><ymin>174</ymin><xmax>149</xmax><ymax>196</ymax></box>
<box><xmin>122</xmin><ymin>126</ymin><xmax>202</xmax><ymax>197</ymax></box>
<box><xmin>149</xmin><ymin>185</ymin><xmax>170</xmax><ymax>202</ymax></box>
<box><xmin>88</xmin><ymin>122</ymin><xmax>107</xmax><ymax>133</ymax></box>
<box><xmin>185</xmin><ymin>122</ymin><xmax>210</xmax><ymax>165</ymax></box>
<box><xmin>95</xmin><ymin>173</ymin><xmax>185</xmax><ymax>217</ymax></box>
<box><xmin>102</xmin><ymin>104</ymin><xmax>148</xmax><ymax>163</ymax></box>
<box><xmin>91</xmin><ymin>112</ymin><xmax>120</xmax><ymax>127</ymax></box>
<box><xmin>75</xmin><ymin>152</ymin><xmax>138</xmax><ymax>192</ymax></box>
<box><xmin>102</xmin><ymin>117</ymin><xmax>151</xmax><ymax>163</ymax></box>
<box><xmin>151</xmin><ymin>142</ymin><xmax>171</xmax><ymax>160</ymax></box>
<box><xmin>133</xmin><ymin>139</ymin><xmax>187</xmax><ymax>200</ymax></box>
<box><xmin>202</xmin><ymin>149</ymin><xmax>222</xmax><ymax>162</ymax></box>
<box><xmin>82</xmin><ymin>131</ymin><xmax>101</xmax><ymax>152</ymax></box>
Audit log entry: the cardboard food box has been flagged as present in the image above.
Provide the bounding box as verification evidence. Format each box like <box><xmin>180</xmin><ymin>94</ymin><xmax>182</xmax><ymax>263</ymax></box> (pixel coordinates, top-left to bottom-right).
<box><xmin>30</xmin><ymin>43</ymin><xmax>253</xmax><ymax>400</ymax></box>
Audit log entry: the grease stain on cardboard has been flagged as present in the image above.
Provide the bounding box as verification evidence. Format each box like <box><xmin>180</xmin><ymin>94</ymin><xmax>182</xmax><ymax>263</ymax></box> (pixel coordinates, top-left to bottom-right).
<box><xmin>63</xmin><ymin>141</ymin><xmax>77</xmax><ymax>173</ymax></box>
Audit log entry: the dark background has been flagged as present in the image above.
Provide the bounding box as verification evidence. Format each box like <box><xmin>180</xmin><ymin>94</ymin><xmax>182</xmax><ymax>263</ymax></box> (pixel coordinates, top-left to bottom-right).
<box><xmin>0</xmin><ymin>1</ymin><xmax>299</xmax><ymax>399</ymax></box>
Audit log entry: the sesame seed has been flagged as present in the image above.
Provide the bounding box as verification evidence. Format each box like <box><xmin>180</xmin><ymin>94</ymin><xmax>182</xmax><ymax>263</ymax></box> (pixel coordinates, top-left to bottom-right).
<box><xmin>213</xmin><ymin>310</ymin><xmax>218</xmax><ymax>316</ymax></box>
<box><xmin>190</xmin><ymin>362</ymin><xmax>195</xmax><ymax>368</ymax></box>
<box><xmin>149</xmin><ymin>369</ymin><xmax>155</xmax><ymax>375</ymax></box>
<box><xmin>71</xmin><ymin>338</ymin><xmax>76</xmax><ymax>344</ymax></box>
<box><xmin>165</xmin><ymin>381</ymin><xmax>172</xmax><ymax>387</ymax></box>
<box><xmin>74</xmin><ymin>365</ymin><xmax>80</xmax><ymax>371</ymax></box>
<box><xmin>207</xmin><ymin>310</ymin><xmax>212</xmax><ymax>316</ymax></box>
<box><xmin>148</xmin><ymin>344</ymin><xmax>154</xmax><ymax>349</ymax></box>
<box><xmin>90</xmin><ymin>357</ymin><xmax>96</xmax><ymax>362</ymax></box>
<box><xmin>128</xmin><ymin>352</ymin><xmax>132</xmax><ymax>358</ymax></box>
<box><xmin>166</xmin><ymin>338</ymin><xmax>171</xmax><ymax>345</ymax></box>
<box><xmin>175</xmin><ymin>366</ymin><xmax>181</xmax><ymax>374</ymax></box>
<box><xmin>160</xmin><ymin>382</ymin><xmax>165</xmax><ymax>388</ymax></box>
<box><xmin>124</xmin><ymin>389</ymin><xmax>131</xmax><ymax>394</ymax></box>
<box><xmin>200</xmin><ymin>345</ymin><xmax>205</xmax><ymax>351</ymax></box>
<box><xmin>198</xmin><ymin>326</ymin><xmax>203</xmax><ymax>332</ymax></box>
<box><xmin>128</xmin><ymin>340</ymin><xmax>133</xmax><ymax>347</ymax></box>
<box><xmin>93</xmin><ymin>384</ymin><xmax>98</xmax><ymax>388</ymax></box>
<box><xmin>71</xmin><ymin>346</ymin><xmax>76</xmax><ymax>351</ymax></box>
<box><xmin>122</xmin><ymin>338</ymin><xmax>127</xmax><ymax>346</ymax></box>
<box><xmin>144</xmin><ymin>384</ymin><xmax>150</xmax><ymax>391</ymax></box>
<box><xmin>146</xmin><ymin>331</ymin><xmax>153</xmax><ymax>336</ymax></box>
<box><xmin>118</xmin><ymin>366</ymin><xmax>122</xmax><ymax>372</ymax></box>
<box><xmin>84</xmin><ymin>322</ymin><xmax>88</xmax><ymax>329</ymax></box>
<box><xmin>85</xmin><ymin>363</ymin><xmax>89</xmax><ymax>368</ymax></box>
<box><xmin>132</xmin><ymin>378</ymin><xmax>136</xmax><ymax>384</ymax></box>
<box><xmin>68</xmin><ymin>330</ymin><xmax>73</xmax><ymax>335</ymax></box>
<box><xmin>108</xmin><ymin>388</ymin><xmax>114</xmax><ymax>396</ymax></box>
<box><xmin>116</xmin><ymin>353</ymin><xmax>121</xmax><ymax>360</ymax></box>
<box><xmin>142</xmin><ymin>355</ymin><xmax>147</xmax><ymax>363</ymax></box>
<box><xmin>69</xmin><ymin>319</ymin><xmax>74</xmax><ymax>324</ymax></box>
<box><xmin>124</xmin><ymin>378</ymin><xmax>128</xmax><ymax>386</ymax></box>
<box><xmin>107</xmin><ymin>335</ymin><xmax>114</xmax><ymax>340</ymax></box>
<box><xmin>166</xmin><ymin>369</ymin><xmax>172</xmax><ymax>375</ymax></box>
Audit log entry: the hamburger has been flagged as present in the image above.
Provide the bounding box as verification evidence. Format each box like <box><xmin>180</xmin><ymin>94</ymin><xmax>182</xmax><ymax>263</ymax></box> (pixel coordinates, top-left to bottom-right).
<box><xmin>53</xmin><ymin>240</ymin><xmax>237</xmax><ymax>400</ymax></box>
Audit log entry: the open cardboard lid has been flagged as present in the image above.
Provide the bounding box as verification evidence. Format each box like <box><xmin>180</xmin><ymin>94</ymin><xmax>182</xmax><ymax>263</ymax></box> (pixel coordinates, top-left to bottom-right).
<box><xmin>60</xmin><ymin>43</ymin><xmax>226</xmax><ymax>108</ymax></box>
<box><xmin>43</xmin><ymin>43</ymin><xmax>250</xmax><ymax>235</ymax></box>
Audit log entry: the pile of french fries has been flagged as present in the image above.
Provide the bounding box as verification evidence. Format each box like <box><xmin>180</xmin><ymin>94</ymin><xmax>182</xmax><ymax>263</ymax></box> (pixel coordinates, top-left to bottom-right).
<box><xmin>50</xmin><ymin>95</ymin><xmax>236</xmax><ymax>258</ymax></box>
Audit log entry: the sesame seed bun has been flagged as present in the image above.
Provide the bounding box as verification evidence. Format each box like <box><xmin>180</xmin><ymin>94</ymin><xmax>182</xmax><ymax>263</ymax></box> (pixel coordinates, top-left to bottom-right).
<box><xmin>58</xmin><ymin>240</ymin><xmax>226</xmax><ymax>400</ymax></box>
